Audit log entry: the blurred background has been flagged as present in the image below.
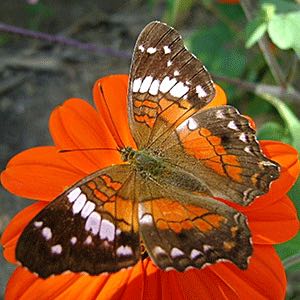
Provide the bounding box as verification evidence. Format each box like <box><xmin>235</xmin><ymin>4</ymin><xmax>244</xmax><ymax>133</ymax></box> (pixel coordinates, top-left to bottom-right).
<box><xmin>0</xmin><ymin>0</ymin><xmax>299</xmax><ymax>299</ymax></box>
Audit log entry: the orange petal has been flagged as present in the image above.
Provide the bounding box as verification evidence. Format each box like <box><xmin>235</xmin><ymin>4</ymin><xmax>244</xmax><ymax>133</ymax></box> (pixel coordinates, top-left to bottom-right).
<box><xmin>210</xmin><ymin>245</ymin><xmax>286</xmax><ymax>300</ymax></box>
<box><xmin>1</xmin><ymin>202</ymin><xmax>47</xmax><ymax>263</ymax></box>
<box><xmin>93</xmin><ymin>75</ymin><xmax>136</xmax><ymax>148</ymax></box>
<box><xmin>1</xmin><ymin>146</ymin><xmax>83</xmax><ymax>201</ymax></box>
<box><xmin>258</xmin><ymin>141</ymin><xmax>300</xmax><ymax>203</ymax></box>
<box><xmin>243</xmin><ymin>195</ymin><xmax>299</xmax><ymax>244</ymax></box>
<box><xmin>49</xmin><ymin>98</ymin><xmax>121</xmax><ymax>174</ymax></box>
<box><xmin>204</xmin><ymin>83</ymin><xmax>227</xmax><ymax>110</ymax></box>
<box><xmin>142</xmin><ymin>259</ymin><xmax>240</xmax><ymax>299</ymax></box>
<box><xmin>5</xmin><ymin>264</ymin><xmax>145</xmax><ymax>300</ymax></box>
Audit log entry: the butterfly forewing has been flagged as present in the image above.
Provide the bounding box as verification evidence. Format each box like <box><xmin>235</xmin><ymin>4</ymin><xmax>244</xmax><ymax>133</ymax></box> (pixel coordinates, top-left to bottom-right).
<box><xmin>16</xmin><ymin>165</ymin><xmax>140</xmax><ymax>278</ymax></box>
<box><xmin>128</xmin><ymin>21</ymin><xmax>215</xmax><ymax>148</ymax></box>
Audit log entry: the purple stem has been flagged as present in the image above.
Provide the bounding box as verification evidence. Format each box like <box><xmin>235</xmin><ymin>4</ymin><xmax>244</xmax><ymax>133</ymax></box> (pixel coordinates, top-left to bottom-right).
<box><xmin>0</xmin><ymin>22</ymin><xmax>131</xmax><ymax>59</ymax></box>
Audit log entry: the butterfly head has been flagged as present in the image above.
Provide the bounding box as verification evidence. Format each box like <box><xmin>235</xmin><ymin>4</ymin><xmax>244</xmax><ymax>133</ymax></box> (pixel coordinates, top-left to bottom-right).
<box><xmin>119</xmin><ymin>146</ymin><xmax>136</xmax><ymax>162</ymax></box>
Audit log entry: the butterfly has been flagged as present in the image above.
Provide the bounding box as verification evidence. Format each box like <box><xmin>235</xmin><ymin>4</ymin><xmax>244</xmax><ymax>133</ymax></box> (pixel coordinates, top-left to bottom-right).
<box><xmin>16</xmin><ymin>21</ymin><xmax>280</xmax><ymax>278</ymax></box>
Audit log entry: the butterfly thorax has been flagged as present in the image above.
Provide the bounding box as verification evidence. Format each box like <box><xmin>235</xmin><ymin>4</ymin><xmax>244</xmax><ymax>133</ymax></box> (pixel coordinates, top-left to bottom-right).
<box><xmin>120</xmin><ymin>146</ymin><xmax>164</xmax><ymax>178</ymax></box>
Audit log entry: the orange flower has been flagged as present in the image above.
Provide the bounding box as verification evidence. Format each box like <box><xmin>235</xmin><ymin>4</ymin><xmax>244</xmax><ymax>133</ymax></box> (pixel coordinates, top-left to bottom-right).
<box><xmin>1</xmin><ymin>75</ymin><xmax>299</xmax><ymax>299</ymax></box>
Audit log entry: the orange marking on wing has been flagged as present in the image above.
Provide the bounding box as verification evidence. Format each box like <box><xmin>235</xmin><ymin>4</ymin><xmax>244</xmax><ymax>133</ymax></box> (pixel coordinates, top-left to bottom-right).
<box><xmin>134</xmin><ymin>114</ymin><xmax>156</xmax><ymax>128</ymax></box>
<box><xmin>159</xmin><ymin>98</ymin><xmax>193</xmax><ymax>126</ymax></box>
<box><xmin>193</xmin><ymin>219</ymin><xmax>213</xmax><ymax>233</ymax></box>
<box><xmin>169</xmin><ymin>222</ymin><xmax>182</xmax><ymax>233</ymax></box>
<box><xmin>203</xmin><ymin>214</ymin><xmax>226</xmax><ymax>228</ymax></box>
<box><xmin>207</xmin><ymin>136</ymin><xmax>221</xmax><ymax>146</ymax></box>
<box><xmin>184</xmin><ymin>204</ymin><xmax>209</xmax><ymax>217</ymax></box>
<box><xmin>101</xmin><ymin>175</ymin><xmax>122</xmax><ymax>190</ymax></box>
<box><xmin>181</xmin><ymin>219</ymin><xmax>194</xmax><ymax>231</ymax></box>
<box><xmin>231</xmin><ymin>226</ymin><xmax>239</xmax><ymax>238</ymax></box>
<box><xmin>94</xmin><ymin>189</ymin><xmax>108</xmax><ymax>202</ymax></box>
<box><xmin>223</xmin><ymin>241</ymin><xmax>236</xmax><ymax>251</ymax></box>
<box><xmin>134</xmin><ymin>99</ymin><xmax>158</xmax><ymax>109</ymax></box>
<box><xmin>204</xmin><ymin>161</ymin><xmax>226</xmax><ymax>176</ymax></box>
<box><xmin>156</xmin><ymin>219</ymin><xmax>169</xmax><ymax>230</ymax></box>
<box><xmin>251</xmin><ymin>173</ymin><xmax>259</xmax><ymax>185</ymax></box>
<box><xmin>87</xmin><ymin>181</ymin><xmax>96</xmax><ymax>190</ymax></box>
<box><xmin>215</xmin><ymin>145</ymin><xmax>226</xmax><ymax>155</ymax></box>
<box><xmin>200</xmin><ymin>128</ymin><xmax>211</xmax><ymax>137</ymax></box>
<box><xmin>180</xmin><ymin>131</ymin><xmax>217</xmax><ymax>160</ymax></box>
<box><xmin>225</xmin><ymin>165</ymin><xmax>243</xmax><ymax>182</ymax></box>
<box><xmin>222</xmin><ymin>155</ymin><xmax>240</xmax><ymax>166</ymax></box>
<box><xmin>210</xmin><ymin>156</ymin><xmax>221</xmax><ymax>163</ymax></box>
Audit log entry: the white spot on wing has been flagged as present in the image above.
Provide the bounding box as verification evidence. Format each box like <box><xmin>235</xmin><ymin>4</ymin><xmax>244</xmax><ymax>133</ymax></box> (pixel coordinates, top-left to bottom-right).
<box><xmin>203</xmin><ymin>245</ymin><xmax>212</xmax><ymax>252</ymax></box>
<box><xmin>67</xmin><ymin>187</ymin><xmax>81</xmax><ymax>203</ymax></box>
<box><xmin>140</xmin><ymin>76</ymin><xmax>153</xmax><ymax>93</ymax></box>
<box><xmin>149</xmin><ymin>79</ymin><xmax>160</xmax><ymax>96</ymax></box>
<box><xmin>188</xmin><ymin>118</ymin><xmax>198</xmax><ymax>130</ymax></box>
<box><xmin>216</xmin><ymin>110</ymin><xmax>225</xmax><ymax>119</ymax></box>
<box><xmin>72</xmin><ymin>194</ymin><xmax>87</xmax><ymax>214</ymax></box>
<box><xmin>163</xmin><ymin>46</ymin><xmax>171</xmax><ymax>54</ymax></box>
<box><xmin>100</xmin><ymin>219</ymin><xmax>115</xmax><ymax>242</ymax></box>
<box><xmin>174</xmin><ymin>70</ymin><xmax>179</xmax><ymax>76</ymax></box>
<box><xmin>133</xmin><ymin>78</ymin><xmax>142</xmax><ymax>93</ymax></box>
<box><xmin>116</xmin><ymin>245</ymin><xmax>133</xmax><ymax>256</ymax></box>
<box><xmin>85</xmin><ymin>211</ymin><xmax>101</xmax><ymax>235</ymax></box>
<box><xmin>153</xmin><ymin>246</ymin><xmax>166</xmax><ymax>256</ymax></box>
<box><xmin>169</xmin><ymin>82</ymin><xmax>189</xmax><ymax>98</ymax></box>
<box><xmin>239</xmin><ymin>133</ymin><xmax>248</xmax><ymax>143</ymax></box>
<box><xmin>42</xmin><ymin>227</ymin><xmax>52</xmax><ymax>240</ymax></box>
<box><xmin>196</xmin><ymin>85</ymin><xmax>207</xmax><ymax>98</ymax></box>
<box><xmin>81</xmin><ymin>201</ymin><xmax>96</xmax><ymax>219</ymax></box>
<box><xmin>170</xmin><ymin>247</ymin><xmax>185</xmax><ymax>258</ymax></box>
<box><xmin>228</xmin><ymin>121</ymin><xmax>239</xmax><ymax>131</ymax></box>
<box><xmin>84</xmin><ymin>235</ymin><xmax>93</xmax><ymax>244</ymax></box>
<box><xmin>260</xmin><ymin>160</ymin><xmax>276</xmax><ymax>167</ymax></box>
<box><xmin>177</xmin><ymin>119</ymin><xmax>189</xmax><ymax>131</ymax></box>
<box><xmin>167</xmin><ymin>60</ymin><xmax>172</xmax><ymax>67</ymax></box>
<box><xmin>190</xmin><ymin>249</ymin><xmax>202</xmax><ymax>260</ymax></box>
<box><xmin>34</xmin><ymin>221</ymin><xmax>43</xmax><ymax>228</ymax></box>
<box><xmin>138</xmin><ymin>45</ymin><xmax>145</xmax><ymax>52</ymax></box>
<box><xmin>140</xmin><ymin>214</ymin><xmax>153</xmax><ymax>225</ymax></box>
<box><xmin>51</xmin><ymin>244</ymin><xmax>62</xmax><ymax>254</ymax></box>
<box><xmin>159</xmin><ymin>76</ymin><xmax>177</xmax><ymax>93</ymax></box>
<box><xmin>244</xmin><ymin>146</ymin><xmax>254</xmax><ymax>155</ymax></box>
<box><xmin>70</xmin><ymin>237</ymin><xmax>77</xmax><ymax>245</ymax></box>
<box><xmin>147</xmin><ymin>47</ymin><xmax>157</xmax><ymax>54</ymax></box>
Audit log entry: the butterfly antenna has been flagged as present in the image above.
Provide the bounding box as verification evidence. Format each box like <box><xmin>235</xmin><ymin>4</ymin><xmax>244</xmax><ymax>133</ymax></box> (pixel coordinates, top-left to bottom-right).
<box><xmin>58</xmin><ymin>147</ymin><xmax>119</xmax><ymax>153</ymax></box>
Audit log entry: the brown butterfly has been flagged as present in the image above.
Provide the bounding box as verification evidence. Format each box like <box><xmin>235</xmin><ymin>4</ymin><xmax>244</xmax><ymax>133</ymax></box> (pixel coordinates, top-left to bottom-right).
<box><xmin>16</xmin><ymin>21</ymin><xmax>280</xmax><ymax>278</ymax></box>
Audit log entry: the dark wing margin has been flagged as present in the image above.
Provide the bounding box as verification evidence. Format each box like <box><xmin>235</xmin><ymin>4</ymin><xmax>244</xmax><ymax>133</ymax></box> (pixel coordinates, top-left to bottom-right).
<box><xmin>128</xmin><ymin>21</ymin><xmax>215</xmax><ymax>148</ymax></box>
<box><xmin>16</xmin><ymin>164</ymin><xmax>140</xmax><ymax>278</ymax></box>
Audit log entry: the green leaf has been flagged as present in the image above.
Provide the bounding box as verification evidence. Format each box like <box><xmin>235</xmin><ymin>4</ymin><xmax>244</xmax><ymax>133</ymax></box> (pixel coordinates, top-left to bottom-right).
<box><xmin>187</xmin><ymin>24</ymin><xmax>247</xmax><ymax>78</ymax></box>
<box><xmin>276</xmin><ymin>232</ymin><xmax>300</xmax><ymax>260</ymax></box>
<box><xmin>268</xmin><ymin>11</ymin><xmax>300</xmax><ymax>54</ymax></box>
<box><xmin>257</xmin><ymin>121</ymin><xmax>290</xmax><ymax>142</ymax></box>
<box><xmin>260</xmin><ymin>93</ymin><xmax>300</xmax><ymax>152</ymax></box>
<box><xmin>245</xmin><ymin>18</ymin><xmax>267</xmax><ymax>48</ymax></box>
<box><xmin>261</xmin><ymin>0</ymin><xmax>300</xmax><ymax>14</ymax></box>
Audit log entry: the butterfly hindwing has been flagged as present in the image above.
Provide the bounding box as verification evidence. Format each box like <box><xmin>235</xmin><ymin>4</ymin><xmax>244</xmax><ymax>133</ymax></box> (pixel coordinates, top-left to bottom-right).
<box><xmin>16</xmin><ymin>165</ymin><xmax>140</xmax><ymax>278</ymax></box>
<box><xmin>128</xmin><ymin>21</ymin><xmax>215</xmax><ymax>148</ymax></box>
<box><xmin>138</xmin><ymin>186</ymin><xmax>252</xmax><ymax>271</ymax></box>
